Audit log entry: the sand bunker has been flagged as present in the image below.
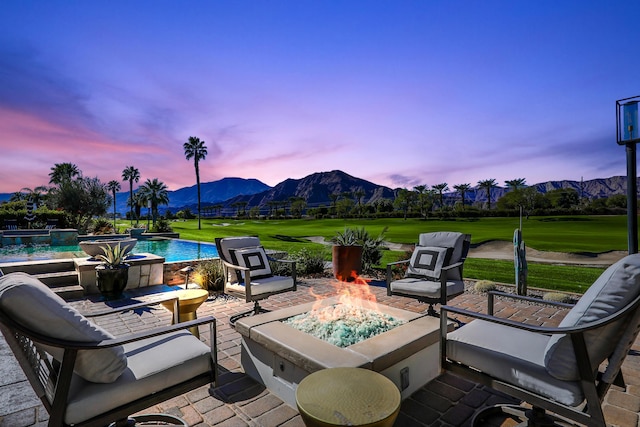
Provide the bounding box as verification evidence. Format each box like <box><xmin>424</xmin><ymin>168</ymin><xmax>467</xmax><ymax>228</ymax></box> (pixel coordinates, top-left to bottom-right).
<box><xmin>304</xmin><ymin>236</ymin><xmax>624</xmax><ymax>267</ymax></box>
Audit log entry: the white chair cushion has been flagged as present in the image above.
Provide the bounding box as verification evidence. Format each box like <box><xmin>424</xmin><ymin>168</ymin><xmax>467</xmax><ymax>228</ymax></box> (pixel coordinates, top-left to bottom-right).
<box><xmin>0</xmin><ymin>272</ymin><xmax>127</xmax><ymax>383</ymax></box>
<box><xmin>226</xmin><ymin>275</ymin><xmax>294</xmax><ymax>297</ymax></box>
<box><xmin>406</xmin><ymin>246</ymin><xmax>451</xmax><ymax>279</ymax></box>
<box><xmin>64</xmin><ymin>330</ymin><xmax>211</xmax><ymax>425</ymax></box>
<box><xmin>447</xmin><ymin>319</ymin><xmax>584</xmax><ymax>406</ymax></box>
<box><xmin>390</xmin><ymin>277</ymin><xmax>464</xmax><ymax>300</ymax></box>
<box><xmin>544</xmin><ymin>253</ymin><xmax>640</xmax><ymax>380</ymax></box>
<box><xmin>230</xmin><ymin>246</ymin><xmax>272</xmax><ymax>279</ymax></box>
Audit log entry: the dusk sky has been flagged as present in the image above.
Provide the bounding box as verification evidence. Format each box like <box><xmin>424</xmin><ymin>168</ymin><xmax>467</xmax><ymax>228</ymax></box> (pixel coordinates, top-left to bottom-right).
<box><xmin>2</xmin><ymin>1</ymin><xmax>639</xmax><ymax>194</ymax></box>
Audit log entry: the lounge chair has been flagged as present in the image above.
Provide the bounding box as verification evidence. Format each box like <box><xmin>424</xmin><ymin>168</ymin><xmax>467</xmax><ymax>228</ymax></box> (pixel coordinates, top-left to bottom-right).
<box><xmin>215</xmin><ymin>236</ymin><xmax>296</xmax><ymax>324</ymax></box>
<box><xmin>45</xmin><ymin>218</ymin><xmax>58</xmax><ymax>230</ymax></box>
<box><xmin>0</xmin><ymin>272</ymin><xmax>217</xmax><ymax>427</ymax></box>
<box><xmin>386</xmin><ymin>231</ymin><xmax>471</xmax><ymax>316</ymax></box>
<box><xmin>441</xmin><ymin>253</ymin><xmax>640</xmax><ymax>426</ymax></box>
<box><xmin>3</xmin><ymin>219</ymin><xmax>18</xmax><ymax>230</ymax></box>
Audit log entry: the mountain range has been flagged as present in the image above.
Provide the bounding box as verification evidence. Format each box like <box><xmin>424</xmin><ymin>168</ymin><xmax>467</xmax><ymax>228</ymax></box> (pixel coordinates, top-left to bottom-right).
<box><xmin>0</xmin><ymin>171</ymin><xmax>636</xmax><ymax>215</ymax></box>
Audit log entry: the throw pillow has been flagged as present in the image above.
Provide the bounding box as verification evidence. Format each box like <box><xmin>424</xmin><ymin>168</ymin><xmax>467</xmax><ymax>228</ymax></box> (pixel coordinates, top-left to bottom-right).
<box><xmin>230</xmin><ymin>246</ymin><xmax>272</xmax><ymax>280</ymax></box>
<box><xmin>406</xmin><ymin>246</ymin><xmax>452</xmax><ymax>280</ymax></box>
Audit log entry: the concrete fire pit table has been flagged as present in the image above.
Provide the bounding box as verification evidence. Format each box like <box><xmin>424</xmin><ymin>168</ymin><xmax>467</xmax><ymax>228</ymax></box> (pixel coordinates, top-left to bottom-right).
<box><xmin>236</xmin><ymin>296</ymin><xmax>451</xmax><ymax>407</ymax></box>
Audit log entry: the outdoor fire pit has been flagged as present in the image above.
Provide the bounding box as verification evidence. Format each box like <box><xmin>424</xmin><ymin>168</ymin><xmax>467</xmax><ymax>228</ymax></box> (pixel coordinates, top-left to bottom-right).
<box><xmin>236</xmin><ymin>296</ymin><xmax>450</xmax><ymax>407</ymax></box>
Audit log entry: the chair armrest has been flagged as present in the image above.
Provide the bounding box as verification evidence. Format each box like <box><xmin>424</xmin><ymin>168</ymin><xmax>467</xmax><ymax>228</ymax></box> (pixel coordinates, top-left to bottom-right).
<box><xmin>268</xmin><ymin>257</ymin><xmax>294</xmax><ymax>264</ymax></box>
<box><xmin>441</xmin><ymin>261</ymin><xmax>463</xmax><ymax>272</ymax></box>
<box><xmin>486</xmin><ymin>290</ymin><xmax>574</xmax><ymax>315</ymax></box>
<box><xmin>386</xmin><ymin>259</ymin><xmax>410</xmax><ymax>291</ymax></box>
<box><xmin>387</xmin><ymin>259</ymin><xmax>410</xmax><ymax>267</ymax></box>
<box><xmin>441</xmin><ymin>298</ymin><xmax>637</xmax><ymax>335</ymax></box>
<box><xmin>220</xmin><ymin>258</ymin><xmax>250</xmax><ymax>272</ymax></box>
<box><xmin>9</xmin><ymin>315</ymin><xmax>217</xmax><ymax>350</ymax></box>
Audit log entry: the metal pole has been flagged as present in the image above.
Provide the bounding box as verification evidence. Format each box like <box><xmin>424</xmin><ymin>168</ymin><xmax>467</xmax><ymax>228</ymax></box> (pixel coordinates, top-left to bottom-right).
<box><xmin>627</xmin><ymin>142</ymin><xmax>638</xmax><ymax>254</ymax></box>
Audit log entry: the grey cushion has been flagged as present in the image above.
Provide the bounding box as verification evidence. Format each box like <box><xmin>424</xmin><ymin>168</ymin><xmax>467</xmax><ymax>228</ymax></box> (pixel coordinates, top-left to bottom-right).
<box><xmin>447</xmin><ymin>319</ymin><xmax>584</xmax><ymax>406</ymax></box>
<box><xmin>406</xmin><ymin>246</ymin><xmax>451</xmax><ymax>279</ymax></box>
<box><xmin>544</xmin><ymin>254</ymin><xmax>640</xmax><ymax>380</ymax></box>
<box><xmin>0</xmin><ymin>272</ymin><xmax>127</xmax><ymax>383</ymax></box>
<box><xmin>64</xmin><ymin>330</ymin><xmax>211</xmax><ymax>425</ymax></box>
<box><xmin>226</xmin><ymin>275</ymin><xmax>294</xmax><ymax>297</ymax></box>
<box><xmin>230</xmin><ymin>246</ymin><xmax>272</xmax><ymax>279</ymax></box>
<box><xmin>390</xmin><ymin>277</ymin><xmax>464</xmax><ymax>300</ymax></box>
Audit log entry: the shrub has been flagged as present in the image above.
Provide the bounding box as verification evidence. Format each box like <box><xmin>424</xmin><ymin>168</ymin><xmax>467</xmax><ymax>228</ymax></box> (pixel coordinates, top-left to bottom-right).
<box><xmin>291</xmin><ymin>247</ymin><xmax>327</xmax><ymax>275</ymax></box>
<box><xmin>153</xmin><ymin>217</ymin><xmax>173</xmax><ymax>232</ymax></box>
<box><xmin>543</xmin><ymin>292</ymin><xmax>573</xmax><ymax>304</ymax></box>
<box><xmin>474</xmin><ymin>280</ymin><xmax>497</xmax><ymax>293</ymax></box>
<box><xmin>195</xmin><ymin>259</ymin><xmax>224</xmax><ymax>292</ymax></box>
<box><xmin>91</xmin><ymin>218</ymin><xmax>113</xmax><ymax>234</ymax></box>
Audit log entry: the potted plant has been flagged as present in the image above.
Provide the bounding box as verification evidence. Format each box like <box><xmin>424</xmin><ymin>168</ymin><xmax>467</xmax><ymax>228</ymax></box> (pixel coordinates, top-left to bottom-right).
<box><xmin>331</xmin><ymin>226</ymin><xmax>389</xmax><ymax>282</ymax></box>
<box><xmin>331</xmin><ymin>227</ymin><xmax>363</xmax><ymax>282</ymax></box>
<box><xmin>95</xmin><ymin>242</ymin><xmax>132</xmax><ymax>300</ymax></box>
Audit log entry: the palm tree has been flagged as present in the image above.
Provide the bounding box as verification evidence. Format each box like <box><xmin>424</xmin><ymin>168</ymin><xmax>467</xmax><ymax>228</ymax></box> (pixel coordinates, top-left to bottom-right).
<box><xmin>138</xmin><ymin>178</ymin><xmax>169</xmax><ymax>229</ymax></box>
<box><xmin>505</xmin><ymin>178</ymin><xmax>527</xmax><ymax>191</ymax></box>
<box><xmin>413</xmin><ymin>185</ymin><xmax>429</xmax><ymax>218</ymax></box>
<box><xmin>477</xmin><ymin>178</ymin><xmax>497</xmax><ymax>209</ymax></box>
<box><xmin>122</xmin><ymin>166</ymin><xmax>140</xmax><ymax>225</ymax></box>
<box><xmin>20</xmin><ymin>186</ymin><xmax>49</xmax><ymax>207</ymax></box>
<box><xmin>107</xmin><ymin>180</ymin><xmax>121</xmax><ymax>232</ymax></box>
<box><xmin>49</xmin><ymin>163</ymin><xmax>80</xmax><ymax>185</ymax></box>
<box><xmin>432</xmin><ymin>183</ymin><xmax>449</xmax><ymax>208</ymax></box>
<box><xmin>453</xmin><ymin>183</ymin><xmax>471</xmax><ymax>209</ymax></box>
<box><xmin>183</xmin><ymin>136</ymin><xmax>208</xmax><ymax>230</ymax></box>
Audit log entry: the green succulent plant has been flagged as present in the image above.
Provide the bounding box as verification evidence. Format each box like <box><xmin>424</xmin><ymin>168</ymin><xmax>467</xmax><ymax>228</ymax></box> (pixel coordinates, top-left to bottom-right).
<box><xmin>95</xmin><ymin>243</ymin><xmax>132</xmax><ymax>268</ymax></box>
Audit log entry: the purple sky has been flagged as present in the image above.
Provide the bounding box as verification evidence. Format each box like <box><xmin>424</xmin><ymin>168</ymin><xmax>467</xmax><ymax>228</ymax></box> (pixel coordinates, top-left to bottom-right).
<box><xmin>1</xmin><ymin>1</ymin><xmax>639</xmax><ymax>194</ymax></box>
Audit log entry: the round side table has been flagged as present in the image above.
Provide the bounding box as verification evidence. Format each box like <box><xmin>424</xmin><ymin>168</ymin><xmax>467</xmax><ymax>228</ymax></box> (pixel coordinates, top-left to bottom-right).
<box><xmin>296</xmin><ymin>367</ymin><xmax>401</xmax><ymax>427</ymax></box>
<box><xmin>161</xmin><ymin>289</ymin><xmax>209</xmax><ymax>338</ymax></box>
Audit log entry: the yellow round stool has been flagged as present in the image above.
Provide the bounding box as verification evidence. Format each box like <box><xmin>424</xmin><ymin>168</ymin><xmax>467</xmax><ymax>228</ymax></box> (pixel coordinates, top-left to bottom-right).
<box><xmin>161</xmin><ymin>289</ymin><xmax>209</xmax><ymax>338</ymax></box>
<box><xmin>296</xmin><ymin>367</ymin><xmax>401</xmax><ymax>427</ymax></box>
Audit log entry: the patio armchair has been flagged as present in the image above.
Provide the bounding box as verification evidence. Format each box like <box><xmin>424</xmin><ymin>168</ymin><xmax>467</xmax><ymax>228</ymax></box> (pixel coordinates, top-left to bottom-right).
<box><xmin>386</xmin><ymin>231</ymin><xmax>471</xmax><ymax>316</ymax></box>
<box><xmin>215</xmin><ymin>236</ymin><xmax>296</xmax><ymax>324</ymax></box>
<box><xmin>0</xmin><ymin>272</ymin><xmax>218</xmax><ymax>427</ymax></box>
<box><xmin>440</xmin><ymin>253</ymin><xmax>640</xmax><ymax>427</ymax></box>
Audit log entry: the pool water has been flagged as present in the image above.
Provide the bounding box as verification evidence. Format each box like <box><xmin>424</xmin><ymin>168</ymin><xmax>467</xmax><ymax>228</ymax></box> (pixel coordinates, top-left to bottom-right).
<box><xmin>0</xmin><ymin>239</ymin><xmax>219</xmax><ymax>263</ymax></box>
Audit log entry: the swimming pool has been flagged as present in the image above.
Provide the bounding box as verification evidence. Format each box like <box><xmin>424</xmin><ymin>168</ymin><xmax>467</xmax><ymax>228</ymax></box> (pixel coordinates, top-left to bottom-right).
<box><xmin>0</xmin><ymin>239</ymin><xmax>219</xmax><ymax>263</ymax></box>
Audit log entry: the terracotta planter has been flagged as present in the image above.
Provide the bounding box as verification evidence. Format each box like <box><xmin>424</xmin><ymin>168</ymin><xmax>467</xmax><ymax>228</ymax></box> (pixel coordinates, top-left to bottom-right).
<box><xmin>95</xmin><ymin>264</ymin><xmax>130</xmax><ymax>300</ymax></box>
<box><xmin>332</xmin><ymin>245</ymin><xmax>363</xmax><ymax>282</ymax></box>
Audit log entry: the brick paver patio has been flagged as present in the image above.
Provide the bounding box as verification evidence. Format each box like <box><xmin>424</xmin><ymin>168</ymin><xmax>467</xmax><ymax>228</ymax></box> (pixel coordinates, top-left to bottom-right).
<box><xmin>1</xmin><ymin>277</ymin><xmax>639</xmax><ymax>427</ymax></box>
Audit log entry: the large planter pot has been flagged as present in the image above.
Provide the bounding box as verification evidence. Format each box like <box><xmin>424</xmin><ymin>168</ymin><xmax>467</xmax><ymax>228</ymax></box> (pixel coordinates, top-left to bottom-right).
<box><xmin>95</xmin><ymin>264</ymin><xmax>130</xmax><ymax>300</ymax></box>
<box><xmin>332</xmin><ymin>245</ymin><xmax>363</xmax><ymax>282</ymax></box>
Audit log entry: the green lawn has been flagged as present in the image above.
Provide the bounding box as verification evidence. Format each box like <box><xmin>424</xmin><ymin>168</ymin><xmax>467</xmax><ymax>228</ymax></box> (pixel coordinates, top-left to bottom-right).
<box><xmin>164</xmin><ymin>215</ymin><xmax>631</xmax><ymax>293</ymax></box>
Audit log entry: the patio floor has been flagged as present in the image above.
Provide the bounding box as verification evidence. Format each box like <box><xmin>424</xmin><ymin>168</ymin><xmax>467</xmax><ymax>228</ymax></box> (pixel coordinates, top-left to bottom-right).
<box><xmin>1</xmin><ymin>277</ymin><xmax>639</xmax><ymax>427</ymax></box>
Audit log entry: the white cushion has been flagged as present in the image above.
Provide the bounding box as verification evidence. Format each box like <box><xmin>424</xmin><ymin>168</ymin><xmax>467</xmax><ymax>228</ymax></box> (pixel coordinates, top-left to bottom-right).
<box><xmin>0</xmin><ymin>272</ymin><xmax>127</xmax><ymax>383</ymax></box>
<box><xmin>226</xmin><ymin>275</ymin><xmax>294</xmax><ymax>297</ymax></box>
<box><xmin>64</xmin><ymin>330</ymin><xmax>211</xmax><ymax>425</ymax></box>
<box><xmin>544</xmin><ymin>254</ymin><xmax>640</xmax><ymax>380</ymax></box>
<box><xmin>406</xmin><ymin>246</ymin><xmax>451</xmax><ymax>279</ymax></box>
<box><xmin>390</xmin><ymin>277</ymin><xmax>464</xmax><ymax>299</ymax></box>
<box><xmin>230</xmin><ymin>246</ymin><xmax>272</xmax><ymax>279</ymax></box>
